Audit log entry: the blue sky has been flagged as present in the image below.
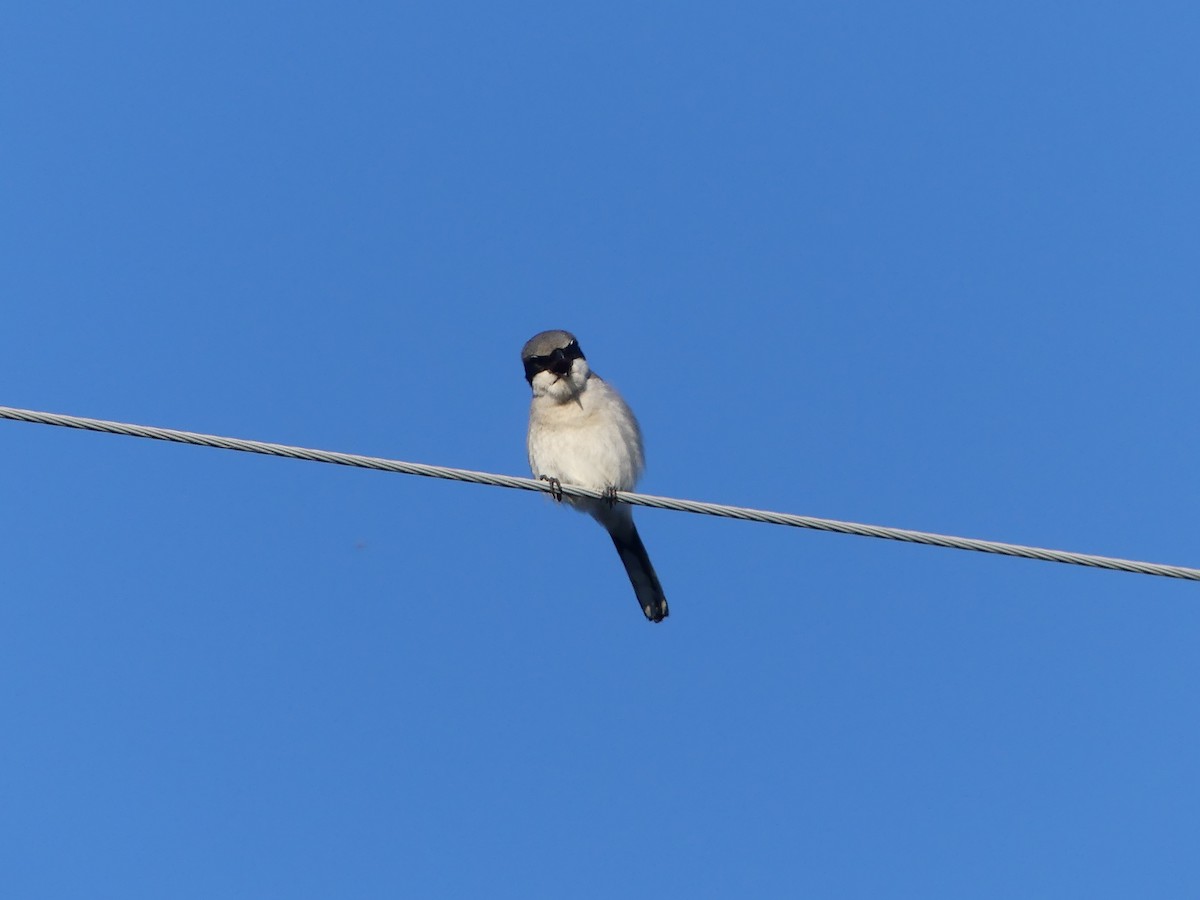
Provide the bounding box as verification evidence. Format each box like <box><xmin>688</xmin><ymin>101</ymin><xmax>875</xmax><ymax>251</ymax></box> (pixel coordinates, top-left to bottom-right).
<box><xmin>3</xmin><ymin>2</ymin><xmax>1199</xmax><ymax>896</ymax></box>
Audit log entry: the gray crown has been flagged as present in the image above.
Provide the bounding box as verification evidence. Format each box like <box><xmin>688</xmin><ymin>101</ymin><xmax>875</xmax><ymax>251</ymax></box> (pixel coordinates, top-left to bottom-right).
<box><xmin>521</xmin><ymin>330</ymin><xmax>581</xmax><ymax>361</ymax></box>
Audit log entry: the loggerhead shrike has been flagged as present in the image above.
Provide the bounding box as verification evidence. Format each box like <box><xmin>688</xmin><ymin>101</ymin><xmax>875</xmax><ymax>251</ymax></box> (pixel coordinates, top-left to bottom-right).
<box><xmin>522</xmin><ymin>330</ymin><xmax>669</xmax><ymax>623</ymax></box>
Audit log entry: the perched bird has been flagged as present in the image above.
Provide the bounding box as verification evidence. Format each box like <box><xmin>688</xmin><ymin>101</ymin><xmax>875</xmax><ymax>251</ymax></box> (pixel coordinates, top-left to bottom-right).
<box><xmin>522</xmin><ymin>329</ymin><xmax>669</xmax><ymax>623</ymax></box>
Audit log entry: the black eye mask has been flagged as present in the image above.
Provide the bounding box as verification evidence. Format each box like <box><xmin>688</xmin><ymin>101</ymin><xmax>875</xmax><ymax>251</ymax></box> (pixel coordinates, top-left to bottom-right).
<box><xmin>524</xmin><ymin>341</ymin><xmax>585</xmax><ymax>384</ymax></box>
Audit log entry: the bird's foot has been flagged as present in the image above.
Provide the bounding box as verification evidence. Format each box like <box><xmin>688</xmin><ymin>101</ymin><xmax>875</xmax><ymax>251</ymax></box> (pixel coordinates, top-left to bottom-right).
<box><xmin>603</xmin><ymin>485</ymin><xmax>619</xmax><ymax>507</ymax></box>
<box><xmin>539</xmin><ymin>475</ymin><xmax>563</xmax><ymax>502</ymax></box>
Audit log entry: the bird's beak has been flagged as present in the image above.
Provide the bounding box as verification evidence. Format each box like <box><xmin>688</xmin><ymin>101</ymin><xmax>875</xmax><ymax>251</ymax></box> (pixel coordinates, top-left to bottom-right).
<box><xmin>549</xmin><ymin>352</ymin><xmax>572</xmax><ymax>377</ymax></box>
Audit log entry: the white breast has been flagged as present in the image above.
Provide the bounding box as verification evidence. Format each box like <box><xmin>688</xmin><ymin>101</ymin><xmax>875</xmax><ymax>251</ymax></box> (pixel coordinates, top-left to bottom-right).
<box><xmin>527</xmin><ymin>375</ymin><xmax>645</xmax><ymax>492</ymax></box>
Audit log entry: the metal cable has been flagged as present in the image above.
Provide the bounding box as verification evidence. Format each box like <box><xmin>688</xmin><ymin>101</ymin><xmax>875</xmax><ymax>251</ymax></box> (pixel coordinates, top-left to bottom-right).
<box><xmin>3</xmin><ymin>404</ymin><xmax>1198</xmax><ymax>582</ymax></box>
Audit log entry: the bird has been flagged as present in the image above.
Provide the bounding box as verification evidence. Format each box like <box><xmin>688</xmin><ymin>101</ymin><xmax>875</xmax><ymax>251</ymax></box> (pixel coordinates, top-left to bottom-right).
<box><xmin>522</xmin><ymin>329</ymin><xmax>669</xmax><ymax>623</ymax></box>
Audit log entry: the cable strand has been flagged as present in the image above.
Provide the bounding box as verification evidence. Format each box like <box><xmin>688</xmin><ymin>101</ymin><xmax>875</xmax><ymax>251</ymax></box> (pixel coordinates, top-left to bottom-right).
<box><xmin>2</xmin><ymin>404</ymin><xmax>1197</xmax><ymax>582</ymax></box>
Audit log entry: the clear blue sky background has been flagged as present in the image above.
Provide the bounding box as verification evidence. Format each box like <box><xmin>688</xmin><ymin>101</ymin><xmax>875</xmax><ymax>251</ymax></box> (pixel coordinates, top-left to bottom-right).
<box><xmin>3</xmin><ymin>3</ymin><xmax>1199</xmax><ymax>897</ymax></box>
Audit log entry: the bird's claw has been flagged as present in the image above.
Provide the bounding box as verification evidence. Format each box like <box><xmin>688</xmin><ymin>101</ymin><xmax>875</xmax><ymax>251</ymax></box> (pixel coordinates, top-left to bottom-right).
<box><xmin>540</xmin><ymin>475</ymin><xmax>563</xmax><ymax>502</ymax></box>
<box><xmin>603</xmin><ymin>485</ymin><xmax>619</xmax><ymax>507</ymax></box>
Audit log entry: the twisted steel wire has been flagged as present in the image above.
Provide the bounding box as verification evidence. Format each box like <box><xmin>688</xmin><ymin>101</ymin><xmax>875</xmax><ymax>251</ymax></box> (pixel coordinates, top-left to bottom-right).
<box><xmin>2</xmin><ymin>405</ymin><xmax>1197</xmax><ymax>582</ymax></box>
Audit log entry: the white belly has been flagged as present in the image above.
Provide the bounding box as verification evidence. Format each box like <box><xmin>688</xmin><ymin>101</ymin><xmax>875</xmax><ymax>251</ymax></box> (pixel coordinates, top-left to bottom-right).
<box><xmin>527</xmin><ymin>378</ymin><xmax>644</xmax><ymax>492</ymax></box>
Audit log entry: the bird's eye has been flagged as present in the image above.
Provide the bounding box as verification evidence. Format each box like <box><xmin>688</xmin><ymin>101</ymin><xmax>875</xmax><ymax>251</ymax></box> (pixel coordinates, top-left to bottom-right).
<box><xmin>523</xmin><ymin>355</ymin><xmax>551</xmax><ymax>383</ymax></box>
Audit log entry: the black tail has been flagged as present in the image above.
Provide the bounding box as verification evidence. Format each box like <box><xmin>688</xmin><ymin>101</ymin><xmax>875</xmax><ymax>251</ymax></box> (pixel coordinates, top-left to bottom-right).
<box><xmin>609</xmin><ymin>523</ymin><xmax>669</xmax><ymax>623</ymax></box>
